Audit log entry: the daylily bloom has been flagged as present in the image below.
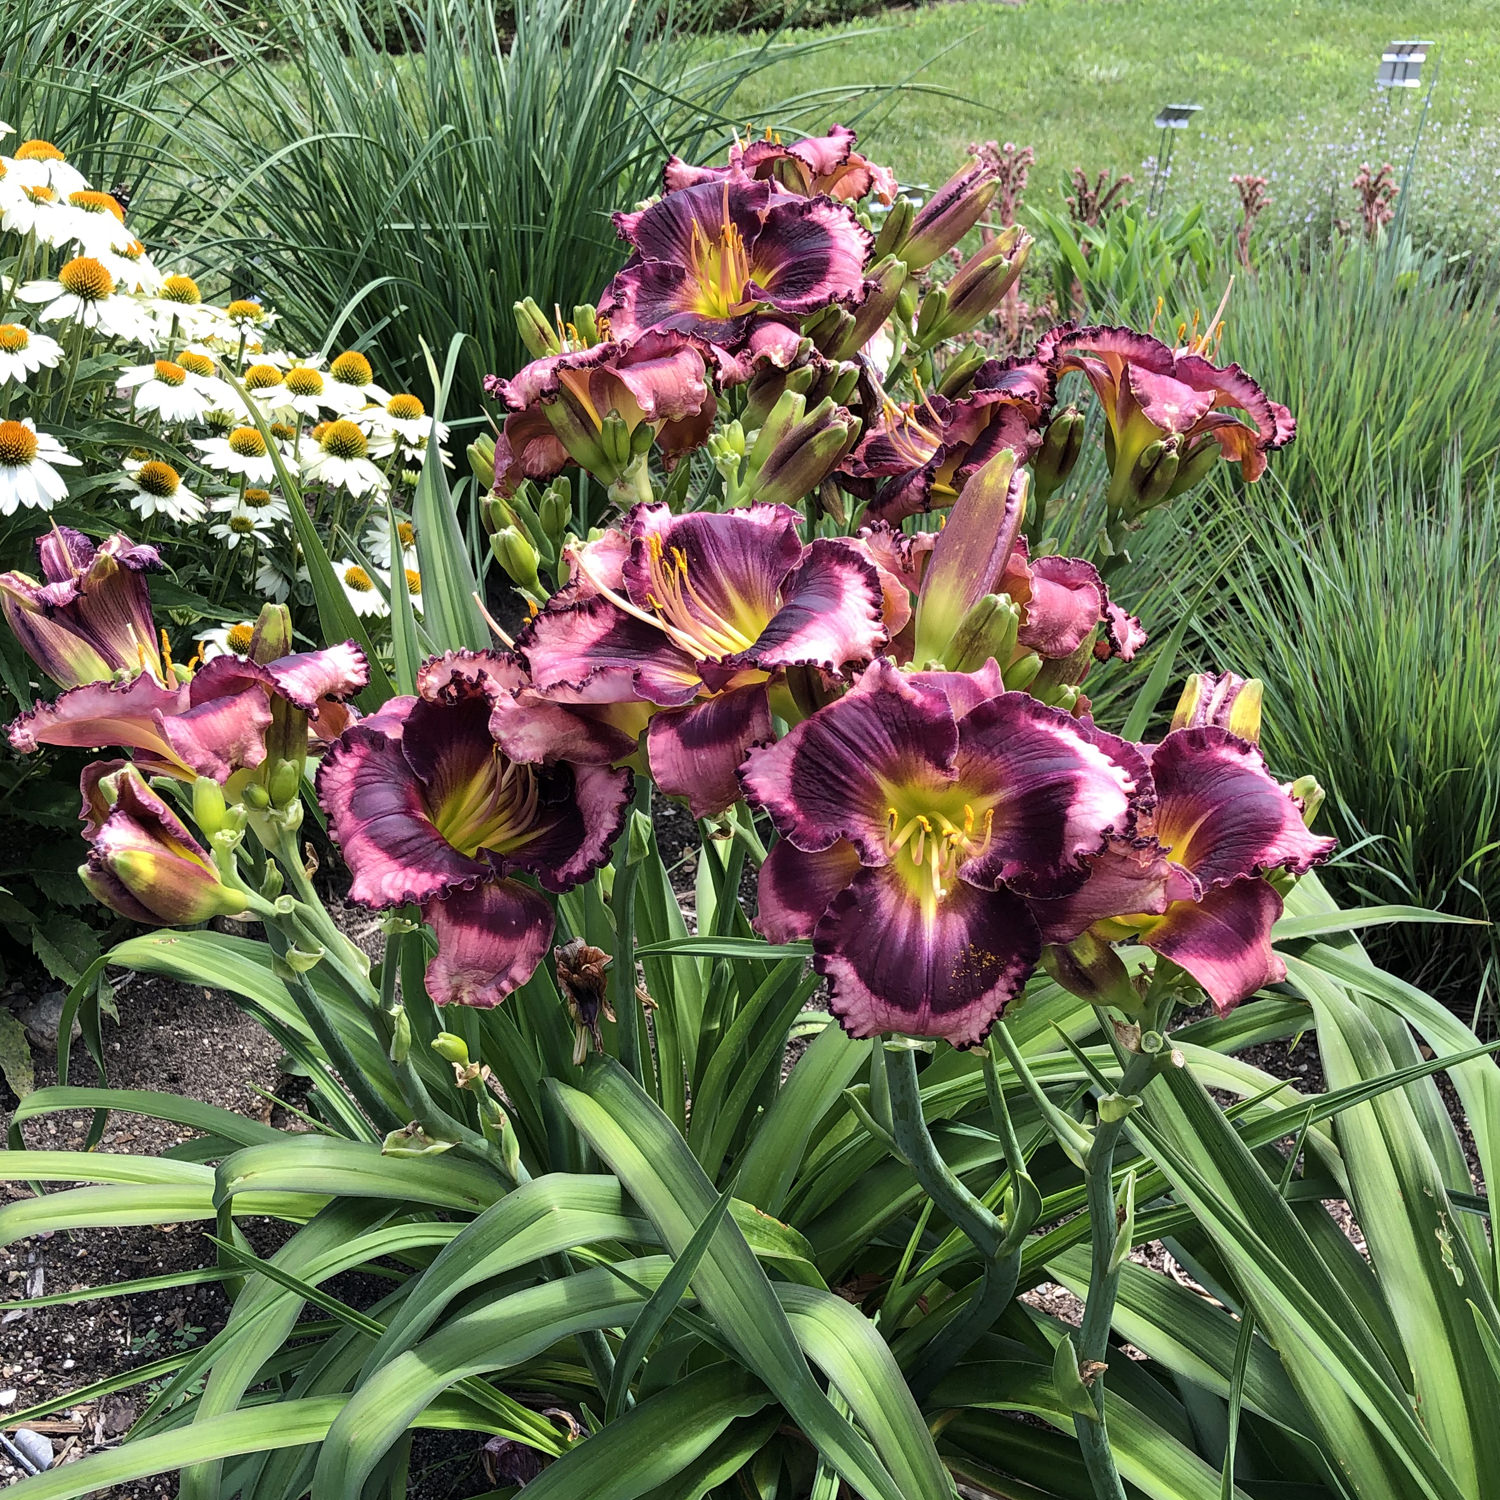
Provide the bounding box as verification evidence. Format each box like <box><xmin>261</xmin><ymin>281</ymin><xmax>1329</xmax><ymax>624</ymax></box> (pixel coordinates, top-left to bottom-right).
<box><xmin>519</xmin><ymin>502</ymin><xmax>889</xmax><ymax>817</ymax></box>
<box><xmin>316</xmin><ymin>655</ymin><xmax>631</xmax><ymax>1007</ymax></box>
<box><xmin>839</xmin><ymin>355</ymin><xmax>1052</xmax><ymax>523</ymax></box>
<box><xmin>742</xmin><ymin>658</ymin><xmax>1149</xmax><ymax>1046</ymax></box>
<box><xmin>1039</xmin><ymin>323</ymin><xmax>1295</xmax><ymax>509</ymax></box>
<box><xmin>485</xmin><ymin>330</ymin><xmax>714</xmax><ymax>496</ymax></box>
<box><xmin>662</xmin><ymin>124</ymin><xmax>898</xmax><ymax>206</ymax></box>
<box><xmin>79</xmin><ymin>763</ymin><xmax>247</xmax><ymax>926</ymax></box>
<box><xmin>600</xmin><ymin>176</ymin><xmax>870</xmax><ymax>364</ymax></box>
<box><xmin>1032</xmin><ymin>725</ymin><xmax>1335</xmax><ymax>1012</ymax></box>
<box><xmin>9</xmin><ymin>638</ymin><xmax>368</xmax><ymax>784</ymax></box>
<box><xmin>0</xmin><ymin>527</ymin><xmax>162</xmax><ymax>689</ymax></box>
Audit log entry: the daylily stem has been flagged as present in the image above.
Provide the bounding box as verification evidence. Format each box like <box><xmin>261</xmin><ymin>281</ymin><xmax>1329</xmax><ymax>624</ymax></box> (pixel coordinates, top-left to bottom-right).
<box><xmin>1073</xmin><ymin>1042</ymin><xmax>1159</xmax><ymax>1500</ymax></box>
<box><xmin>882</xmin><ymin>1043</ymin><xmax>1020</xmax><ymax>1393</ymax></box>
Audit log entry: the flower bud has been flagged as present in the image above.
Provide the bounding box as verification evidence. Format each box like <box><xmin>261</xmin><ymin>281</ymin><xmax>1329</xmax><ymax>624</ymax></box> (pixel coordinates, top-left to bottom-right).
<box><xmin>944</xmin><ymin>593</ymin><xmax>1022</xmax><ymax>674</ymax></box>
<box><xmin>912</xmin><ymin>285</ymin><xmax>949</xmax><ymax>349</ymax></box>
<box><xmin>1171</xmin><ymin>672</ymin><xmax>1263</xmax><ymax>744</ymax></box>
<box><xmin>192</xmin><ymin>776</ymin><xmax>231</xmax><ymax>838</ymax></box>
<box><xmin>1289</xmin><ymin>774</ymin><xmax>1326</xmax><ymax>828</ymax></box>
<box><xmin>539</xmin><ymin>478</ymin><xmax>572</xmax><ymax>543</ymax></box>
<box><xmin>571</xmin><ymin>303</ymin><xmax>601</xmax><ymax>345</ymax></box>
<box><xmin>747</xmin><ymin>395</ymin><xmax>860</xmax><ymax>508</ymax></box>
<box><xmin>1042</xmin><ymin>933</ymin><xmax>1141</xmax><ymax>1013</ymax></box>
<box><xmin>802</xmin><ymin>303</ymin><xmax>855</xmax><ymax>357</ymax></box>
<box><xmin>480</xmin><ymin>487</ymin><xmax>517</xmax><ymax>537</ymax></box>
<box><xmin>542</xmin><ymin>394</ymin><xmax>614</xmax><ymax>480</ymax></box>
<box><xmin>870</xmin><ymin>196</ymin><xmax>915</xmax><ymax>261</ymax></box>
<box><xmin>248</xmin><ymin>603</ymin><xmax>293</xmax><ymax>665</ymax></box>
<box><xmin>430</xmin><ymin>1031</ymin><xmax>472</xmax><ymax>1066</ymax></box>
<box><xmin>268</xmin><ymin>757</ymin><xmax>303</xmax><ymax>808</ymax></box>
<box><xmin>1164</xmin><ymin>435</ymin><xmax>1222</xmax><ymax>500</ymax></box>
<box><xmin>513</xmin><ymin>297</ymin><xmax>561</xmax><ymax>359</ymax></box>
<box><xmin>242</xmin><ymin>782</ymin><xmax>271</xmax><ymax>810</ymax></box>
<box><xmin>833</xmin><ymin>255</ymin><xmax>907</xmax><ymax>361</ymax></box>
<box><xmin>921</xmin><ymin>226</ymin><xmax>1031</xmax><ymax>346</ymax></box>
<box><xmin>934</xmin><ymin>343</ymin><xmax>989</xmax><ymax>400</ymax></box>
<box><xmin>1031</xmin><ymin>406</ymin><xmax>1085</xmax><ymax>502</ymax></box>
<box><xmin>900</xmin><ymin>160</ymin><xmax>999</xmax><ymax>271</ymax></box>
<box><xmin>492</xmin><ymin>525</ymin><xmax>542</xmax><ymax>594</ymax></box>
<box><xmin>1122</xmin><ymin>437</ymin><xmax>1181</xmax><ymax>516</ymax></box>
<box><xmin>597</xmin><ymin>411</ymin><xmax>633</xmax><ymax>474</ymax></box>
<box><xmin>468</xmin><ymin>434</ymin><xmax>496</xmax><ymax>489</ymax></box>
<box><xmin>80</xmin><ymin>766</ymin><xmax>246</xmax><ymax>927</ymax></box>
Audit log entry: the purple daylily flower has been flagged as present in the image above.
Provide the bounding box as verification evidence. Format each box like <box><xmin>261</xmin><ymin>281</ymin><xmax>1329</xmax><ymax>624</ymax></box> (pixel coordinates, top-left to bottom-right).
<box><xmin>740</xmin><ymin>657</ymin><xmax>1150</xmax><ymax>1047</ymax></box>
<box><xmin>1033</xmin><ymin>726</ymin><xmax>1335</xmax><ymax>1012</ymax></box>
<box><xmin>0</xmin><ymin>526</ymin><xmax>163</xmax><ymax>688</ymax></box>
<box><xmin>8</xmin><ymin>640</ymin><xmax>368</xmax><ymax>783</ymax></box>
<box><xmin>316</xmin><ymin>654</ymin><xmax>632</xmax><ymax>1008</ymax></box>
<box><xmin>79</xmin><ymin>762</ymin><xmax>247</xmax><ymax>926</ymax></box>
<box><xmin>519</xmin><ymin>502</ymin><xmax>889</xmax><ymax>818</ymax></box>
<box><xmin>599</xmin><ymin>177</ymin><xmax>871</xmax><ymax>367</ymax></box>
<box><xmin>484</xmin><ymin>330</ymin><xmax>715</xmax><ymax>495</ymax></box>
<box><xmin>1038</xmin><ymin>323</ymin><xmax>1295</xmax><ymax>502</ymax></box>
<box><xmin>663</xmin><ymin>124</ymin><xmax>898</xmax><ymax>206</ymax></box>
<box><xmin>839</xmin><ymin>355</ymin><xmax>1052</xmax><ymax>524</ymax></box>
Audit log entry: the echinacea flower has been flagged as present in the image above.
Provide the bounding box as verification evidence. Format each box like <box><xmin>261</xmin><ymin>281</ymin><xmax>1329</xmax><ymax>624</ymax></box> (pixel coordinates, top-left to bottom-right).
<box><xmin>198</xmin><ymin>620</ymin><xmax>258</xmax><ymax>660</ymax></box>
<box><xmin>363</xmin><ymin>511</ymin><xmax>416</xmax><ymax>569</ymax></box>
<box><xmin>839</xmin><ymin>356</ymin><xmax>1052</xmax><ymax>523</ymax></box>
<box><xmin>0</xmin><ymin>322</ymin><xmax>62</xmax><ymax>384</ymax></box>
<box><xmin>62</xmin><ymin>189</ymin><xmax>133</xmax><ymax>257</ymax></box>
<box><xmin>0</xmin><ymin>418</ymin><xmax>80</xmax><ymax>515</ymax></box>
<box><xmin>9</xmin><ymin>636</ymin><xmax>368</xmax><ymax>784</ymax></box>
<box><xmin>79</xmin><ymin>763</ymin><xmax>246</xmax><ymax>926</ymax></box>
<box><xmin>741</xmin><ymin>658</ymin><xmax>1149</xmax><ymax>1046</ymax></box>
<box><xmin>600</xmin><ymin>176</ymin><xmax>870</xmax><ymax>363</ymax></box>
<box><xmin>174</xmin><ymin>347</ymin><xmax>237</xmax><ymax>409</ymax></box>
<box><xmin>519</xmin><ymin>501</ymin><xmax>889</xmax><ymax>816</ymax></box>
<box><xmin>0</xmin><ymin>182</ymin><xmax>69</xmax><ymax>245</ymax></box>
<box><xmin>302</xmin><ymin>419</ymin><xmax>387</xmax><ymax>496</ymax></box>
<box><xmin>97</xmin><ymin>237</ymin><xmax>162</xmax><ymax>295</ymax></box>
<box><xmin>360</xmin><ymin>391</ymin><xmax>445</xmax><ymax>448</ymax></box>
<box><xmin>486</xmin><ymin>330</ymin><xmax>714</xmax><ymax>496</ymax></box>
<box><xmin>16</xmin><ymin>255</ymin><xmax>152</xmax><ymax>341</ymax></box>
<box><xmin>277</xmin><ymin>363</ymin><xmax>352</xmax><ymax>419</ymax></box>
<box><xmin>1039</xmin><ymin>323</ymin><xmax>1295</xmax><ymax>507</ymax></box>
<box><xmin>114</xmin><ymin>458</ymin><xmax>205</xmax><ymax>525</ymax></box>
<box><xmin>1032</xmin><ymin>726</ymin><xmax>1334</xmax><ymax>1012</ymax></box>
<box><xmin>316</xmin><ymin>656</ymin><xmax>632</xmax><ymax>1006</ymax></box>
<box><xmin>211</xmin><ymin>486</ymin><xmax>289</xmax><ymax>526</ymax></box>
<box><xmin>322</xmin><ymin>348</ymin><xmax>390</xmax><ymax>409</ymax></box>
<box><xmin>0</xmin><ymin>527</ymin><xmax>161</xmax><ymax>688</ymax></box>
<box><xmin>335</xmin><ymin>559</ymin><xmax>390</xmax><ymax>617</ymax></box>
<box><xmin>116</xmin><ymin>359</ymin><xmax>215</xmax><ymax>424</ymax></box>
<box><xmin>209</xmin><ymin>512</ymin><xmax>274</xmax><ymax>551</ymax></box>
<box><xmin>192</xmin><ymin>426</ymin><xmax>282</xmax><ymax>484</ymax></box>
<box><xmin>663</xmin><ymin>123</ymin><xmax>897</xmax><ymax>205</ymax></box>
<box><xmin>9</xmin><ymin>140</ymin><xmax>89</xmax><ymax>198</ymax></box>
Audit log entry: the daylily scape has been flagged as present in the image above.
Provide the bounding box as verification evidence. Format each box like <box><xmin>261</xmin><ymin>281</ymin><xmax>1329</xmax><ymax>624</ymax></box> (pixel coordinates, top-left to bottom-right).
<box><xmin>3</xmin><ymin>123</ymin><xmax>1319</xmax><ymax>1051</ymax></box>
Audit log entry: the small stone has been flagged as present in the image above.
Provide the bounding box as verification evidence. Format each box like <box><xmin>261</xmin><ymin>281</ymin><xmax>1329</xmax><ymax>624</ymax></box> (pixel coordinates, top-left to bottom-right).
<box><xmin>12</xmin><ymin>1429</ymin><xmax>53</xmax><ymax>1471</ymax></box>
<box><xmin>61</xmin><ymin>1359</ymin><xmax>74</xmax><ymax>1371</ymax></box>
<box><xmin>0</xmin><ymin>1389</ymin><xmax>16</xmax><ymax>1406</ymax></box>
<box><xmin>10</xmin><ymin>989</ymin><xmax>78</xmax><ymax>1048</ymax></box>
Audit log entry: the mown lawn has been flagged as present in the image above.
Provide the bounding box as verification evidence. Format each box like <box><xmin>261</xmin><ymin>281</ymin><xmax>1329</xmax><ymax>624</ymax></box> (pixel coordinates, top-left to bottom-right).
<box><xmin>718</xmin><ymin>0</ymin><xmax>1500</xmax><ymax>209</ymax></box>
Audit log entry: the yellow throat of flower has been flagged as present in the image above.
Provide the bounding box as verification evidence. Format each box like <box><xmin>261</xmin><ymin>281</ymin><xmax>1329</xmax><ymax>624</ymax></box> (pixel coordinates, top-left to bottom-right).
<box><xmin>434</xmin><ymin>753</ymin><xmax>541</xmax><ymax>859</ymax></box>
<box><xmin>882</xmin><ymin>793</ymin><xmax>996</xmax><ymax>915</ymax></box>
<box><xmin>686</xmin><ymin>195</ymin><xmax>758</xmax><ymax>320</ymax></box>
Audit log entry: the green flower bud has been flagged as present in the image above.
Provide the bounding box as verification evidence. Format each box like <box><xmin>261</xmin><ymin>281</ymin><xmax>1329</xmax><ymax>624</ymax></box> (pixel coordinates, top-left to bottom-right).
<box><xmin>492</xmin><ymin>526</ymin><xmax>542</xmax><ymax>594</ymax></box>
<box><xmin>513</xmin><ymin>297</ymin><xmax>561</xmax><ymax>359</ymax></box>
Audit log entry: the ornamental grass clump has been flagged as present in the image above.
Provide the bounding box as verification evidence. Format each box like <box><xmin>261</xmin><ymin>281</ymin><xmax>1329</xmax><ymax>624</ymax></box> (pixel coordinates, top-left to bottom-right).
<box><xmin>3</xmin><ymin>125</ymin><xmax>1496</xmax><ymax>1500</ymax></box>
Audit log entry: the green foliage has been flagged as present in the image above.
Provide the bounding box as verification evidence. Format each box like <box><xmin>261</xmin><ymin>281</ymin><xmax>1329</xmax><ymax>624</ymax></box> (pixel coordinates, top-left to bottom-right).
<box><xmin>1177</xmin><ymin>454</ymin><xmax>1500</xmax><ymax>1015</ymax></box>
<box><xmin>151</xmin><ymin>0</ymin><xmax>852</xmax><ymax>413</ymax></box>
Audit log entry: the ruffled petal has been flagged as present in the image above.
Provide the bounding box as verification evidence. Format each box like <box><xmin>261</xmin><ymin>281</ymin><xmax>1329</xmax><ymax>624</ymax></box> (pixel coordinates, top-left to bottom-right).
<box><xmin>265</xmin><ymin>641</ymin><xmax>370</xmax><ymax>714</ymax></box>
<box><xmin>754</xmin><ymin>835</ymin><xmax>861</xmax><ymax>943</ymax></box>
<box><xmin>1016</xmin><ymin>555</ymin><xmax>1106</xmax><ymax>658</ymax></box>
<box><xmin>1124</xmin><ymin>365</ymin><xmax>1218</xmax><ymax>436</ymax></box>
<box><xmin>1028</xmin><ymin>835</ymin><xmax>1178</xmax><ymax>943</ymax></box>
<box><xmin>953</xmin><ymin>694</ymin><xmax>1148</xmax><ymax>897</ymax></box>
<box><xmin>746</xmin><ymin>197</ymin><xmax>872</xmax><ymax>314</ymax></box>
<box><xmin>7</xmin><ymin>673</ymin><xmax>187</xmax><ymax>767</ymax></box>
<box><xmin>616</xmin><ymin>176</ymin><xmax>777</xmax><ymax>263</ymax></box>
<box><xmin>1144</xmin><ymin>875</ymin><xmax>1286</xmax><ymax>1013</ymax></box>
<box><xmin>504</xmin><ymin>761</ymin><xmax>633</xmax><ymax>891</ymax></box>
<box><xmin>316</xmin><ymin>716</ymin><xmax>488</xmax><ymax>908</ymax></box>
<box><xmin>739</xmin><ymin>656</ymin><xmax>958</xmax><ymax>855</ymax></box>
<box><xmin>422</xmin><ymin>878</ymin><xmax>554</xmax><ymax>1008</ymax></box>
<box><xmin>1151</xmin><ymin>727</ymin><xmax>1336</xmax><ymax>886</ymax></box>
<box><xmin>814</xmin><ymin>862</ymin><xmax>1040</xmax><ymax>1047</ymax></box>
<box><xmin>736</xmin><ymin>537</ymin><xmax>886</xmax><ymax>675</ymax></box>
<box><xmin>519</xmin><ymin>595</ymin><xmax>702</xmax><ymax>707</ymax></box>
<box><xmin>647</xmin><ymin>684</ymin><xmax>772</xmax><ymax>818</ymax></box>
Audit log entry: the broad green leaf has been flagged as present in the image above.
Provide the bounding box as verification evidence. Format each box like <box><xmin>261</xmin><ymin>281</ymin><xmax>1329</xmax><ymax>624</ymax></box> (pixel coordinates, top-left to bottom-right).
<box><xmin>0</xmin><ymin>1006</ymin><xmax>34</xmax><ymax>1098</ymax></box>
<box><xmin>8</xmin><ymin>1087</ymin><xmax>285</xmax><ymax>1150</ymax></box>
<box><xmin>633</xmin><ymin>936</ymin><xmax>811</xmax><ymax>961</ymax></box>
<box><xmin>1273</xmin><ymin>905</ymin><xmax>1484</xmax><ymax>941</ymax></box>
<box><xmin>552</xmin><ymin>1058</ymin><xmax>914</xmax><ymax>1500</ymax></box>
<box><xmin>384</xmin><ymin>495</ymin><xmax>423</xmax><ymax>694</ymax></box>
<box><xmin>0</xmin><ymin>1183</ymin><xmax>314</xmax><ymax>1249</ymax></box>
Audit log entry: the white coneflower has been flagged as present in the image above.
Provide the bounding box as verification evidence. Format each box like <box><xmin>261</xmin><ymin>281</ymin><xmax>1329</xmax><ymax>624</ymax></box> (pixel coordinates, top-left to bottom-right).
<box><xmin>98</xmin><ymin>237</ymin><xmax>163</xmax><ymax>295</ymax></box>
<box><xmin>116</xmin><ymin>359</ymin><xmax>214</xmax><ymax>423</ymax></box>
<box><xmin>210</xmin><ymin>485</ymin><xmax>289</xmax><ymax>526</ymax></box>
<box><xmin>255</xmin><ymin>554</ymin><xmax>300</xmax><ymax>603</ymax></box>
<box><xmin>335</xmin><ymin>559</ymin><xmax>389</xmax><ymax>617</ymax></box>
<box><xmin>208</xmin><ymin>510</ymin><xmax>274</xmax><ymax>550</ymax></box>
<box><xmin>16</xmin><ymin>254</ymin><xmax>152</xmax><ymax>340</ymax></box>
<box><xmin>302</xmin><ymin>418</ymin><xmax>387</xmax><ymax>496</ymax></box>
<box><xmin>235</xmin><ymin>360</ymin><xmax>295</xmax><ymax>419</ymax></box>
<box><xmin>323</xmin><ymin>348</ymin><xmax>390</xmax><ymax>409</ymax></box>
<box><xmin>396</xmin><ymin>563</ymin><xmax>423</xmax><ymax>616</ymax></box>
<box><xmin>198</xmin><ymin>620</ymin><xmax>258</xmax><ymax>661</ymax></box>
<box><xmin>192</xmin><ymin>425</ymin><xmax>283</xmax><ymax>484</ymax></box>
<box><xmin>173</xmin><ymin>347</ymin><xmax>237</xmax><ymax>408</ymax></box>
<box><xmin>222</xmin><ymin>297</ymin><xmax>276</xmax><ymax>332</ymax></box>
<box><xmin>362</xmin><ymin>511</ymin><xmax>417</xmax><ymax>569</ymax></box>
<box><xmin>0</xmin><ymin>323</ymin><xmax>62</xmax><ymax>385</ymax></box>
<box><xmin>62</xmin><ymin>189</ymin><xmax>133</xmax><ymax>257</ymax></box>
<box><xmin>1</xmin><ymin>183</ymin><xmax>70</xmax><ymax>246</ymax></box>
<box><xmin>279</xmin><ymin>363</ymin><xmax>350</xmax><ymax>418</ymax></box>
<box><xmin>0</xmin><ymin>418</ymin><xmax>80</xmax><ymax>515</ymax></box>
<box><xmin>9</xmin><ymin>140</ymin><xmax>89</xmax><ymax>198</ymax></box>
<box><xmin>359</xmin><ymin>392</ymin><xmax>449</xmax><ymax>461</ymax></box>
<box><xmin>114</xmin><ymin>457</ymin><xmax>205</xmax><ymax>524</ymax></box>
